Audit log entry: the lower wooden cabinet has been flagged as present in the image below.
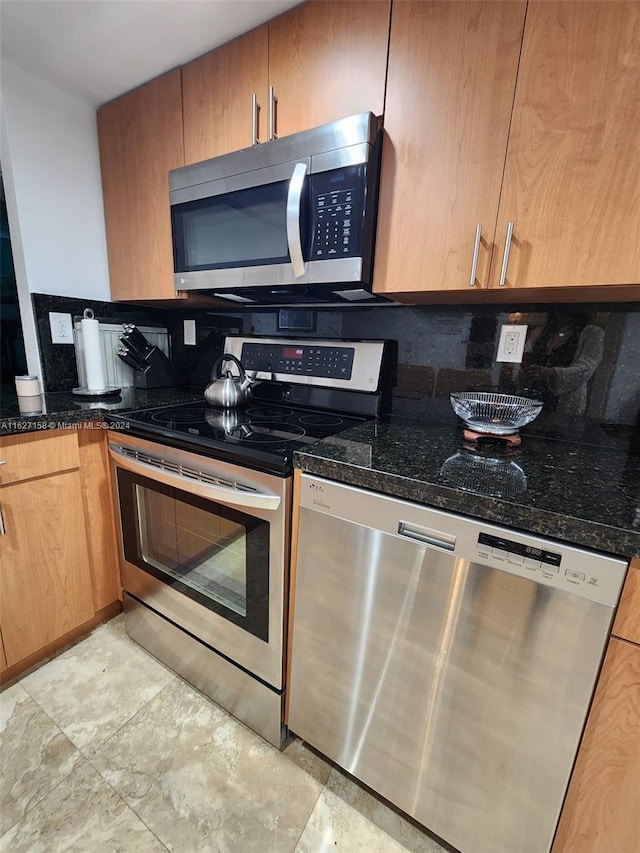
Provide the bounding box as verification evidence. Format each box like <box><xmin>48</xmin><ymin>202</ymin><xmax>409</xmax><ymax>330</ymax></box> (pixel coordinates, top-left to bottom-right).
<box><xmin>554</xmin><ymin>557</ymin><xmax>640</xmax><ymax>852</ymax></box>
<box><xmin>0</xmin><ymin>428</ymin><xmax>121</xmax><ymax>680</ymax></box>
<box><xmin>553</xmin><ymin>636</ymin><xmax>640</xmax><ymax>853</ymax></box>
<box><xmin>0</xmin><ymin>469</ymin><xmax>95</xmax><ymax>665</ymax></box>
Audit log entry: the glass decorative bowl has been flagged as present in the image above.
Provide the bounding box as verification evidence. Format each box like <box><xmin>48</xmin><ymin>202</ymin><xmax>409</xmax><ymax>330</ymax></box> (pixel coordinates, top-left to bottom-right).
<box><xmin>450</xmin><ymin>392</ymin><xmax>543</xmax><ymax>435</ymax></box>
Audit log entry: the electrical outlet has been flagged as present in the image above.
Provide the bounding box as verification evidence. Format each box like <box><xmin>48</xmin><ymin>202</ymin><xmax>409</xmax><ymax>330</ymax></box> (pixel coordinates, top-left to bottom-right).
<box><xmin>183</xmin><ymin>319</ymin><xmax>197</xmax><ymax>346</ymax></box>
<box><xmin>497</xmin><ymin>324</ymin><xmax>528</xmax><ymax>363</ymax></box>
<box><xmin>49</xmin><ymin>312</ymin><xmax>74</xmax><ymax>344</ymax></box>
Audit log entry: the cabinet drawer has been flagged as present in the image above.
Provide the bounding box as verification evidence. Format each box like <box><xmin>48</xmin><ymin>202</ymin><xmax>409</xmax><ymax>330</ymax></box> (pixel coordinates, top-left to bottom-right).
<box><xmin>613</xmin><ymin>558</ymin><xmax>640</xmax><ymax>645</ymax></box>
<box><xmin>0</xmin><ymin>430</ymin><xmax>80</xmax><ymax>484</ymax></box>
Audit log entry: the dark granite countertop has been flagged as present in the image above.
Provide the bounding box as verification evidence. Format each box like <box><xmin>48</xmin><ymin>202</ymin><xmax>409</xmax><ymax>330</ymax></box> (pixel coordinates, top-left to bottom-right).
<box><xmin>0</xmin><ymin>387</ymin><xmax>204</xmax><ymax>435</ymax></box>
<box><xmin>294</xmin><ymin>409</ymin><xmax>640</xmax><ymax>560</ymax></box>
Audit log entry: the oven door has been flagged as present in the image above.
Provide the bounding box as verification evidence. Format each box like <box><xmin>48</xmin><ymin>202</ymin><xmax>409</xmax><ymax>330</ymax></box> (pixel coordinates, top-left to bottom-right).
<box><xmin>108</xmin><ymin>434</ymin><xmax>290</xmax><ymax>690</ymax></box>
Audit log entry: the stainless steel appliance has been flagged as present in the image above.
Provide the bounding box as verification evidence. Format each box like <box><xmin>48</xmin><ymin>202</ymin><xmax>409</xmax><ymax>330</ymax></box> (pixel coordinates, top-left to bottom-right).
<box><xmin>289</xmin><ymin>475</ymin><xmax>628</xmax><ymax>853</ymax></box>
<box><xmin>107</xmin><ymin>336</ymin><xmax>392</xmax><ymax>747</ymax></box>
<box><xmin>169</xmin><ymin>113</ymin><xmax>388</xmax><ymax>306</ymax></box>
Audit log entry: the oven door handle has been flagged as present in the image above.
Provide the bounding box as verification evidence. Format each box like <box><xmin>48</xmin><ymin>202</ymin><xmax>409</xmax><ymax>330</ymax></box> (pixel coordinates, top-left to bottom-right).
<box><xmin>109</xmin><ymin>444</ymin><xmax>282</xmax><ymax>511</ymax></box>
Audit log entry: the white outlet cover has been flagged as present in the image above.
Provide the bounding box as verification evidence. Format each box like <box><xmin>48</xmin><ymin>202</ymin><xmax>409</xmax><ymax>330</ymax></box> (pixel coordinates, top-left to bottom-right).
<box><xmin>497</xmin><ymin>324</ymin><xmax>528</xmax><ymax>363</ymax></box>
<box><xmin>49</xmin><ymin>312</ymin><xmax>74</xmax><ymax>344</ymax></box>
<box><xmin>184</xmin><ymin>319</ymin><xmax>196</xmax><ymax>346</ymax></box>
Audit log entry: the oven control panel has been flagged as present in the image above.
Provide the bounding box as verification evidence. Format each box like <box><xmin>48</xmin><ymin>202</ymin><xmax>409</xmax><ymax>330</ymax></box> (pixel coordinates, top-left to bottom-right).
<box><xmin>224</xmin><ymin>336</ymin><xmax>386</xmax><ymax>394</ymax></box>
<box><xmin>241</xmin><ymin>343</ymin><xmax>355</xmax><ymax>380</ymax></box>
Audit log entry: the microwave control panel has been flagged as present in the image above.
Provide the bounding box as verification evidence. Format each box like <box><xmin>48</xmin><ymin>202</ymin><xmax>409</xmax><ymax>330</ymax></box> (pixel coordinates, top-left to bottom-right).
<box><xmin>310</xmin><ymin>166</ymin><xmax>365</xmax><ymax>260</ymax></box>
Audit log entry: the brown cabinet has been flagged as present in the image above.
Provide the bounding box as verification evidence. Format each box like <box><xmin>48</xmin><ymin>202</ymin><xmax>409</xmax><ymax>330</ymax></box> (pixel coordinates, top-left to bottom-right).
<box><xmin>0</xmin><ymin>429</ymin><xmax>120</xmax><ymax>680</ymax></box>
<box><xmin>97</xmin><ymin>69</ymin><xmax>185</xmax><ymax>301</ymax></box>
<box><xmin>182</xmin><ymin>1</ymin><xmax>390</xmax><ymax>164</ymax></box>
<box><xmin>267</xmin><ymin>0</ymin><xmax>390</xmax><ymax>140</ymax></box>
<box><xmin>182</xmin><ymin>25</ymin><xmax>269</xmax><ymax>163</ymax></box>
<box><xmin>374</xmin><ymin>0</ymin><xmax>526</xmax><ymax>297</ymax></box>
<box><xmin>553</xmin><ymin>557</ymin><xmax>640</xmax><ymax>852</ymax></box>
<box><xmin>375</xmin><ymin>0</ymin><xmax>640</xmax><ymax>301</ymax></box>
<box><xmin>552</xmin><ymin>636</ymin><xmax>640</xmax><ymax>853</ymax></box>
<box><xmin>613</xmin><ymin>558</ymin><xmax>640</xmax><ymax>646</ymax></box>
<box><xmin>492</xmin><ymin>0</ymin><xmax>640</xmax><ymax>292</ymax></box>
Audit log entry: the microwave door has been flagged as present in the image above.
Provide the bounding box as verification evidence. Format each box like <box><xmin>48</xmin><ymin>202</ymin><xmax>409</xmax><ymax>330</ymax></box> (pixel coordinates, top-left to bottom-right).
<box><xmin>171</xmin><ymin>159</ymin><xmax>311</xmax><ymax>291</ymax></box>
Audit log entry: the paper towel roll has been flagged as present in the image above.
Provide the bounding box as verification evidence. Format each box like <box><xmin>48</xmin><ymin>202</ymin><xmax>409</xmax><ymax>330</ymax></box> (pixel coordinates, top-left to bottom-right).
<box><xmin>81</xmin><ymin>309</ymin><xmax>106</xmax><ymax>391</ymax></box>
<box><xmin>15</xmin><ymin>375</ymin><xmax>41</xmax><ymax>396</ymax></box>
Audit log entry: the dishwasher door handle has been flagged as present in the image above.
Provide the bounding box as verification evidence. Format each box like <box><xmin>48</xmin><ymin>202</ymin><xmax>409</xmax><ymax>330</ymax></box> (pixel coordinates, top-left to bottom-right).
<box><xmin>398</xmin><ymin>521</ymin><xmax>456</xmax><ymax>552</ymax></box>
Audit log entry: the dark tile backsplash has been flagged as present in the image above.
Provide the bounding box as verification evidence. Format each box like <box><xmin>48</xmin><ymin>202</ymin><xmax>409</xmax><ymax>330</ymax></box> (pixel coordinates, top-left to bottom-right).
<box><xmin>32</xmin><ymin>294</ymin><xmax>640</xmax><ymax>428</ymax></box>
<box><xmin>31</xmin><ymin>294</ymin><xmax>242</xmax><ymax>392</ymax></box>
<box><xmin>245</xmin><ymin>301</ymin><xmax>640</xmax><ymax>426</ymax></box>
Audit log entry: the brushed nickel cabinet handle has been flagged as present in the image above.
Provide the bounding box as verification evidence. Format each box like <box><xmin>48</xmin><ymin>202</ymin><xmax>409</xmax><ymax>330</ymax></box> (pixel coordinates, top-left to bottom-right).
<box><xmin>498</xmin><ymin>221</ymin><xmax>515</xmax><ymax>287</ymax></box>
<box><xmin>268</xmin><ymin>86</ymin><xmax>277</xmax><ymax>141</ymax></box>
<box><xmin>0</xmin><ymin>506</ymin><xmax>5</xmax><ymax>536</ymax></box>
<box><xmin>469</xmin><ymin>223</ymin><xmax>482</xmax><ymax>287</ymax></box>
<box><xmin>251</xmin><ymin>92</ymin><xmax>261</xmax><ymax>146</ymax></box>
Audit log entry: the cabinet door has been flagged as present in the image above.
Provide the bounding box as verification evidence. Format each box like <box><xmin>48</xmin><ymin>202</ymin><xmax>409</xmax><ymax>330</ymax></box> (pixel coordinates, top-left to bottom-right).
<box><xmin>552</xmin><ymin>637</ymin><xmax>640</xmax><ymax>853</ymax></box>
<box><xmin>77</xmin><ymin>429</ymin><xmax>120</xmax><ymax>612</ymax></box>
<box><xmin>268</xmin><ymin>0</ymin><xmax>390</xmax><ymax>140</ymax></box>
<box><xmin>613</xmin><ymin>558</ymin><xmax>640</xmax><ymax>646</ymax></box>
<box><xmin>182</xmin><ymin>25</ymin><xmax>269</xmax><ymax>163</ymax></box>
<box><xmin>373</xmin><ymin>0</ymin><xmax>526</xmax><ymax>297</ymax></box>
<box><xmin>0</xmin><ymin>470</ymin><xmax>95</xmax><ymax>666</ymax></box>
<box><xmin>491</xmin><ymin>0</ymin><xmax>640</xmax><ymax>290</ymax></box>
<box><xmin>97</xmin><ymin>70</ymin><xmax>185</xmax><ymax>301</ymax></box>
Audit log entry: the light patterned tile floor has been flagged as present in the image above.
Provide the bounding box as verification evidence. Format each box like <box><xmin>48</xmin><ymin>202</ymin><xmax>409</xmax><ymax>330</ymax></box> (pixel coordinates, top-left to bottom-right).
<box><xmin>0</xmin><ymin>616</ymin><xmax>448</xmax><ymax>853</ymax></box>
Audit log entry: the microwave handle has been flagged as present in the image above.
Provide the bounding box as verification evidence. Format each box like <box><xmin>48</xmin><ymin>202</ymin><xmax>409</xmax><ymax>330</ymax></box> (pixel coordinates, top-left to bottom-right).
<box><xmin>286</xmin><ymin>162</ymin><xmax>308</xmax><ymax>278</ymax></box>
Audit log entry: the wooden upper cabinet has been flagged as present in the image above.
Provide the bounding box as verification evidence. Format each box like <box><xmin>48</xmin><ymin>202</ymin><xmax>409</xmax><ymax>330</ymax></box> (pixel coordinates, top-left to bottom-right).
<box><xmin>182</xmin><ymin>25</ymin><xmax>269</xmax><ymax>163</ymax></box>
<box><xmin>491</xmin><ymin>0</ymin><xmax>640</xmax><ymax>291</ymax></box>
<box><xmin>97</xmin><ymin>69</ymin><xmax>185</xmax><ymax>301</ymax></box>
<box><xmin>268</xmin><ymin>0</ymin><xmax>390</xmax><ymax>139</ymax></box>
<box><xmin>373</xmin><ymin>0</ymin><xmax>526</xmax><ymax>297</ymax></box>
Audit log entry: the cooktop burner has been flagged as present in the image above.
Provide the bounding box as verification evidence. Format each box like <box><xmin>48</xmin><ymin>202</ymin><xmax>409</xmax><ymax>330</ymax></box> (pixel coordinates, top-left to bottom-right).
<box><xmin>298</xmin><ymin>413</ymin><xmax>345</xmax><ymax>427</ymax></box>
<box><xmin>107</xmin><ymin>399</ymin><xmax>369</xmax><ymax>475</ymax></box>
<box><xmin>245</xmin><ymin>405</ymin><xmax>295</xmax><ymax>420</ymax></box>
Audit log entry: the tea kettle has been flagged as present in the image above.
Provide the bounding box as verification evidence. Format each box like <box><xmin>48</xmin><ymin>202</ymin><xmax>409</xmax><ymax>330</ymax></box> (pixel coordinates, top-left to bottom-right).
<box><xmin>204</xmin><ymin>353</ymin><xmax>257</xmax><ymax>408</ymax></box>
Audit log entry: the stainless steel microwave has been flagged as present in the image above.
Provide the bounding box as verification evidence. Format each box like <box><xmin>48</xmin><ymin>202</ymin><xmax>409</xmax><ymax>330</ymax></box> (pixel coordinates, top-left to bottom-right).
<box><xmin>169</xmin><ymin>113</ymin><xmax>389</xmax><ymax>306</ymax></box>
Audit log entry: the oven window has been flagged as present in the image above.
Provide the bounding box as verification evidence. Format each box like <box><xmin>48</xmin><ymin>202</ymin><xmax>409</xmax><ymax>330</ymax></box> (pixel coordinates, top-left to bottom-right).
<box><xmin>118</xmin><ymin>470</ymin><xmax>269</xmax><ymax>641</ymax></box>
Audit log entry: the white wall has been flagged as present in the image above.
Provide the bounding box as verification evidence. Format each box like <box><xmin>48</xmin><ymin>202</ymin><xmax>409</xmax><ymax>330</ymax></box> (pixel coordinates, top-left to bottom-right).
<box><xmin>0</xmin><ymin>60</ymin><xmax>111</xmax><ymax>377</ymax></box>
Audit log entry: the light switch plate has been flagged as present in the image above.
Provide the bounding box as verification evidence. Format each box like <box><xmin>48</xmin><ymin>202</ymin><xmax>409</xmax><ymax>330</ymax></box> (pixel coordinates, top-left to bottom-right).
<box><xmin>49</xmin><ymin>312</ymin><xmax>74</xmax><ymax>344</ymax></box>
<box><xmin>184</xmin><ymin>319</ymin><xmax>196</xmax><ymax>346</ymax></box>
<box><xmin>496</xmin><ymin>324</ymin><xmax>528</xmax><ymax>363</ymax></box>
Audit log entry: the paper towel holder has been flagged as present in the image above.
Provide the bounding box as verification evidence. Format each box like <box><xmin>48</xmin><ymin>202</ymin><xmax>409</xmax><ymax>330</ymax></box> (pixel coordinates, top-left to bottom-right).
<box><xmin>71</xmin><ymin>308</ymin><xmax>122</xmax><ymax>397</ymax></box>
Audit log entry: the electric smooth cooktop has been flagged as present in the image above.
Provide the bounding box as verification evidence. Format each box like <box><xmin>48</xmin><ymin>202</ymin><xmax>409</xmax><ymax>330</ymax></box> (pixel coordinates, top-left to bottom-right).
<box><xmin>107</xmin><ymin>399</ymin><xmax>370</xmax><ymax>475</ymax></box>
<box><xmin>106</xmin><ymin>336</ymin><xmax>393</xmax><ymax>475</ymax></box>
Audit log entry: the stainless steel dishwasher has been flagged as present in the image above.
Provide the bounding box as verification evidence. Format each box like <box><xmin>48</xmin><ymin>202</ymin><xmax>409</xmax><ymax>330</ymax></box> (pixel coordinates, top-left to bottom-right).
<box><xmin>288</xmin><ymin>474</ymin><xmax>628</xmax><ymax>853</ymax></box>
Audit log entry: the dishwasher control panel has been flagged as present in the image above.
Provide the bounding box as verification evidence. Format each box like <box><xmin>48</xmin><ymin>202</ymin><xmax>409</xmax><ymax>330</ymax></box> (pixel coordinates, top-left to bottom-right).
<box><xmin>299</xmin><ymin>474</ymin><xmax>628</xmax><ymax>608</ymax></box>
<box><xmin>477</xmin><ymin>533</ymin><xmax>562</xmax><ymax>573</ymax></box>
<box><xmin>475</xmin><ymin>531</ymin><xmax>619</xmax><ymax>598</ymax></box>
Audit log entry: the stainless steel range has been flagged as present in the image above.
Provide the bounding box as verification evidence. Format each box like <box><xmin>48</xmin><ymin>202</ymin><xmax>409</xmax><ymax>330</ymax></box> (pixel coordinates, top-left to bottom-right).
<box><xmin>106</xmin><ymin>336</ymin><xmax>393</xmax><ymax>747</ymax></box>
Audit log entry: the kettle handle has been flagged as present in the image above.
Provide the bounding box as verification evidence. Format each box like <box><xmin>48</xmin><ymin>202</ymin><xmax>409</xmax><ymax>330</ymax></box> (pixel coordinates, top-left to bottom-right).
<box><xmin>211</xmin><ymin>353</ymin><xmax>246</xmax><ymax>382</ymax></box>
